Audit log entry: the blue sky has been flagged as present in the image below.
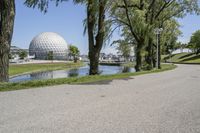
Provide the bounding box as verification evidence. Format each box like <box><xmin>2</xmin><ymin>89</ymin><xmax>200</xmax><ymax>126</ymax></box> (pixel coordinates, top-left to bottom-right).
<box><xmin>12</xmin><ymin>0</ymin><xmax>200</xmax><ymax>54</ymax></box>
<box><xmin>178</xmin><ymin>14</ymin><xmax>200</xmax><ymax>43</ymax></box>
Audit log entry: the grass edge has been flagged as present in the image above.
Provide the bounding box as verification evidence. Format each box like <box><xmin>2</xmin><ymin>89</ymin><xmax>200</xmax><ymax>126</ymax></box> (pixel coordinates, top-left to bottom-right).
<box><xmin>0</xmin><ymin>64</ymin><xmax>177</xmax><ymax>92</ymax></box>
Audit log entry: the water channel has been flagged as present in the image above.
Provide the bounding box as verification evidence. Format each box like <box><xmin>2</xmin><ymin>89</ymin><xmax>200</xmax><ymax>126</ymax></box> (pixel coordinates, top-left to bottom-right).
<box><xmin>9</xmin><ymin>65</ymin><xmax>135</xmax><ymax>82</ymax></box>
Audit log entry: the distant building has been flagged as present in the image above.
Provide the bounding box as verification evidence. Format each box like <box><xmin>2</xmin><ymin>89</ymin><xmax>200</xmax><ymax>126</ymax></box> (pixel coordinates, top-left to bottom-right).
<box><xmin>172</xmin><ymin>48</ymin><xmax>192</xmax><ymax>54</ymax></box>
<box><xmin>99</xmin><ymin>53</ymin><xmax>106</xmax><ymax>61</ymax></box>
<box><xmin>79</xmin><ymin>55</ymin><xmax>89</xmax><ymax>62</ymax></box>
<box><xmin>10</xmin><ymin>46</ymin><xmax>27</xmax><ymax>60</ymax></box>
<box><xmin>10</xmin><ymin>46</ymin><xmax>23</xmax><ymax>55</ymax></box>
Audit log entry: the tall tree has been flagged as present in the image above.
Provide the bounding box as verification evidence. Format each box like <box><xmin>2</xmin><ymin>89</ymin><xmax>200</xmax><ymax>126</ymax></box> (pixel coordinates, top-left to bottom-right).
<box><xmin>112</xmin><ymin>0</ymin><xmax>153</xmax><ymax>71</ymax></box>
<box><xmin>19</xmin><ymin>50</ymin><xmax>28</xmax><ymax>59</ymax></box>
<box><xmin>69</xmin><ymin>45</ymin><xmax>80</xmax><ymax>63</ymax></box>
<box><xmin>113</xmin><ymin>39</ymin><xmax>132</xmax><ymax>62</ymax></box>
<box><xmin>160</xmin><ymin>19</ymin><xmax>182</xmax><ymax>55</ymax></box>
<box><xmin>111</xmin><ymin>0</ymin><xmax>200</xmax><ymax>71</ymax></box>
<box><xmin>85</xmin><ymin>0</ymin><xmax>108</xmax><ymax>75</ymax></box>
<box><xmin>0</xmin><ymin>0</ymin><xmax>15</xmax><ymax>82</ymax></box>
<box><xmin>189</xmin><ymin>30</ymin><xmax>200</xmax><ymax>54</ymax></box>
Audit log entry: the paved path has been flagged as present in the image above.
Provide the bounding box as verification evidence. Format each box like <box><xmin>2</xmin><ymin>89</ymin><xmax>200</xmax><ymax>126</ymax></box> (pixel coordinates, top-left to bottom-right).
<box><xmin>1</xmin><ymin>64</ymin><xmax>200</xmax><ymax>133</ymax></box>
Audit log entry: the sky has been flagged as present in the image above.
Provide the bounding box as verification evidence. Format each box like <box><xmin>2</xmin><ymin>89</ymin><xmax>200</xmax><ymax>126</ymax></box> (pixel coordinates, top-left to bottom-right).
<box><xmin>178</xmin><ymin>14</ymin><xmax>200</xmax><ymax>43</ymax></box>
<box><xmin>12</xmin><ymin>0</ymin><xmax>200</xmax><ymax>55</ymax></box>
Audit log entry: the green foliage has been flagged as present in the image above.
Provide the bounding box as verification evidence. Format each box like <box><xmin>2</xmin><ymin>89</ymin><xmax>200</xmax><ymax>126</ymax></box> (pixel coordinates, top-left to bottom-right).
<box><xmin>47</xmin><ymin>51</ymin><xmax>53</xmax><ymax>60</ymax></box>
<box><xmin>69</xmin><ymin>45</ymin><xmax>80</xmax><ymax>62</ymax></box>
<box><xmin>9</xmin><ymin>53</ymin><xmax>14</xmax><ymax>59</ymax></box>
<box><xmin>69</xmin><ymin>45</ymin><xmax>79</xmax><ymax>56</ymax></box>
<box><xmin>112</xmin><ymin>39</ymin><xmax>132</xmax><ymax>61</ymax></box>
<box><xmin>111</xmin><ymin>0</ymin><xmax>200</xmax><ymax>71</ymax></box>
<box><xmin>24</xmin><ymin>0</ymin><xmax>68</xmax><ymax>13</ymax></box>
<box><xmin>188</xmin><ymin>30</ymin><xmax>200</xmax><ymax>54</ymax></box>
<box><xmin>161</xmin><ymin>19</ymin><xmax>182</xmax><ymax>54</ymax></box>
<box><xmin>19</xmin><ymin>51</ymin><xmax>28</xmax><ymax>59</ymax></box>
<box><xmin>165</xmin><ymin>42</ymin><xmax>182</xmax><ymax>54</ymax></box>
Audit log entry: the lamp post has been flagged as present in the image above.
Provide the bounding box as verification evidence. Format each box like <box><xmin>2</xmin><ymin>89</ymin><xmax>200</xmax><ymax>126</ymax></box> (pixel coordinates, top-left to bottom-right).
<box><xmin>154</xmin><ymin>28</ymin><xmax>163</xmax><ymax>69</ymax></box>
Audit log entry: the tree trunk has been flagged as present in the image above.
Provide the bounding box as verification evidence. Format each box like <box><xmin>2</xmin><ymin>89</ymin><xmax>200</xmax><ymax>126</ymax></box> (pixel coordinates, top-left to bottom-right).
<box><xmin>73</xmin><ymin>56</ymin><xmax>77</xmax><ymax>63</ymax></box>
<box><xmin>153</xmin><ymin>57</ymin><xmax>156</xmax><ymax>68</ymax></box>
<box><xmin>89</xmin><ymin>50</ymin><xmax>99</xmax><ymax>75</ymax></box>
<box><xmin>0</xmin><ymin>52</ymin><xmax>9</xmax><ymax>81</ymax></box>
<box><xmin>135</xmin><ymin>45</ymin><xmax>142</xmax><ymax>72</ymax></box>
<box><xmin>146</xmin><ymin>38</ymin><xmax>153</xmax><ymax>70</ymax></box>
<box><xmin>196</xmin><ymin>49</ymin><xmax>200</xmax><ymax>55</ymax></box>
<box><xmin>0</xmin><ymin>0</ymin><xmax>15</xmax><ymax>82</ymax></box>
<box><xmin>87</xmin><ymin>0</ymin><xmax>106</xmax><ymax>75</ymax></box>
<box><xmin>87</xmin><ymin>0</ymin><xmax>96</xmax><ymax>75</ymax></box>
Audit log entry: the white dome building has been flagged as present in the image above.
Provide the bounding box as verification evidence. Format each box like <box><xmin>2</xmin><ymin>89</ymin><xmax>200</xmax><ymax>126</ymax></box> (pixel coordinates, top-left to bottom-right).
<box><xmin>29</xmin><ymin>32</ymin><xmax>68</xmax><ymax>60</ymax></box>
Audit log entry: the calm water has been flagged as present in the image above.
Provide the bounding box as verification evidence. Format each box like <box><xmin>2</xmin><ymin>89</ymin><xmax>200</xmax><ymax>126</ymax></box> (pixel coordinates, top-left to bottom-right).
<box><xmin>9</xmin><ymin>65</ymin><xmax>135</xmax><ymax>82</ymax></box>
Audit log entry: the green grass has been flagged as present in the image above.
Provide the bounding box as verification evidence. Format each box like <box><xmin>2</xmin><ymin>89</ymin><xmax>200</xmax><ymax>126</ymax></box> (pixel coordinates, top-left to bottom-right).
<box><xmin>0</xmin><ymin>64</ymin><xmax>176</xmax><ymax>92</ymax></box>
<box><xmin>163</xmin><ymin>52</ymin><xmax>200</xmax><ymax>64</ymax></box>
<box><xmin>122</xmin><ymin>62</ymin><xmax>135</xmax><ymax>67</ymax></box>
<box><xmin>99</xmin><ymin>62</ymin><xmax>135</xmax><ymax>67</ymax></box>
<box><xmin>9</xmin><ymin>62</ymin><xmax>84</xmax><ymax>77</ymax></box>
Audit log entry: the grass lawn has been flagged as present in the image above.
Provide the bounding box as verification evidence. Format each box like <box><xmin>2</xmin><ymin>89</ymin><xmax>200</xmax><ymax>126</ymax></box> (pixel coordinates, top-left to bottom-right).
<box><xmin>0</xmin><ymin>64</ymin><xmax>176</xmax><ymax>92</ymax></box>
<box><xmin>9</xmin><ymin>62</ymin><xmax>84</xmax><ymax>77</ymax></box>
<box><xmin>163</xmin><ymin>52</ymin><xmax>200</xmax><ymax>64</ymax></box>
<box><xmin>99</xmin><ymin>62</ymin><xmax>135</xmax><ymax>67</ymax></box>
<box><xmin>121</xmin><ymin>62</ymin><xmax>135</xmax><ymax>67</ymax></box>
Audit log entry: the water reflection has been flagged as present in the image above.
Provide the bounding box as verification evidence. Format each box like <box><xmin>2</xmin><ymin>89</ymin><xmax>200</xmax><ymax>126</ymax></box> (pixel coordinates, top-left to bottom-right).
<box><xmin>9</xmin><ymin>65</ymin><xmax>135</xmax><ymax>82</ymax></box>
<box><xmin>68</xmin><ymin>69</ymin><xmax>79</xmax><ymax>77</ymax></box>
<box><xmin>30</xmin><ymin>71</ymin><xmax>53</xmax><ymax>79</ymax></box>
<box><xmin>122</xmin><ymin>66</ymin><xmax>132</xmax><ymax>73</ymax></box>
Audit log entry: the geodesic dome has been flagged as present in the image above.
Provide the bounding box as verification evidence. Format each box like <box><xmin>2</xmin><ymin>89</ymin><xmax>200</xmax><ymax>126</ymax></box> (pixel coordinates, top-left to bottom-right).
<box><xmin>29</xmin><ymin>32</ymin><xmax>68</xmax><ymax>60</ymax></box>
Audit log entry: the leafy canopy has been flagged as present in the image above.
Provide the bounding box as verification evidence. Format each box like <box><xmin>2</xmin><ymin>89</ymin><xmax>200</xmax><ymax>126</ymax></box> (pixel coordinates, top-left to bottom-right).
<box><xmin>69</xmin><ymin>45</ymin><xmax>80</xmax><ymax>57</ymax></box>
<box><xmin>189</xmin><ymin>30</ymin><xmax>200</xmax><ymax>54</ymax></box>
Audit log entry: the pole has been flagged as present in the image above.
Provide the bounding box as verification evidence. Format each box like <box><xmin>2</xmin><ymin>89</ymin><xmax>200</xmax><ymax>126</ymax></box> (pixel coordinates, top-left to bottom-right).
<box><xmin>156</xmin><ymin>34</ymin><xmax>159</xmax><ymax>69</ymax></box>
<box><xmin>154</xmin><ymin>28</ymin><xmax>163</xmax><ymax>69</ymax></box>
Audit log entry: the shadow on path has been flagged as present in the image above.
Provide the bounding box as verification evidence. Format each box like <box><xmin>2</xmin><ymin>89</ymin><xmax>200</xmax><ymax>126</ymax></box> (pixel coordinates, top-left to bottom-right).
<box><xmin>79</xmin><ymin>77</ymin><xmax>134</xmax><ymax>85</ymax></box>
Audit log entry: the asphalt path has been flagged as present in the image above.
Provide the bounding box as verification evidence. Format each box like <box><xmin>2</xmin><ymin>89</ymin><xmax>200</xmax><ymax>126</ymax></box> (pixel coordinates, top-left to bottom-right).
<box><xmin>0</xmin><ymin>64</ymin><xmax>200</xmax><ymax>133</ymax></box>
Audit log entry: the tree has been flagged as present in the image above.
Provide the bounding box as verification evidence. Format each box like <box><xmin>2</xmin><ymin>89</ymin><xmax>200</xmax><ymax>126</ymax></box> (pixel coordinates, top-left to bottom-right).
<box><xmin>0</xmin><ymin>0</ymin><xmax>16</xmax><ymax>82</ymax></box>
<box><xmin>47</xmin><ymin>51</ymin><xmax>53</xmax><ymax>61</ymax></box>
<box><xmin>111</xmin><ymin>0</ymin><xmax>147</xmax><ymax>71</ymax></box>
<box><xmin>167</xmin><ymin>42</ymin><xmax>181</xmax><ymax>54</ymax></box>
<box><xmin>25</xmin><ymin>0</ymin><xmax>111</xmax><ymax>75</ymax></box>
<box><xmin>189</xmin><ymin>30</ymin><xmax>200</xmax><ymax>54</ymax></box>
<box><xmin>111</xmin><ymin>0</ymin><xmax>200</xmax><ymax>71</ymax></box>
<box><xmin>159</xmin><ymin>19</ymin><xmax>182</xmax><ymax>67</ymax></box>
<box><xmin>69</xmin><ymin>45</ymin><xmax>80</xmax><ymax>63</ymax></box>
<box><xmin>81</xmin><ymin>0</ymin><xmax>112</xmax><ymax>75</ymax></box>
<box><xmin>112</xmin><ymin>39</ymin><xmax>132</xmax><ymax>62</ymax></box>
<box><xmin>19</xmin><ymin>51</ymin><xmax>28</xmax><ymax>59</ymax></box>
<box><xmin>9</xmin><ymin>53</ymin><xmax>14</xmax><ymax>59</ymax></box>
